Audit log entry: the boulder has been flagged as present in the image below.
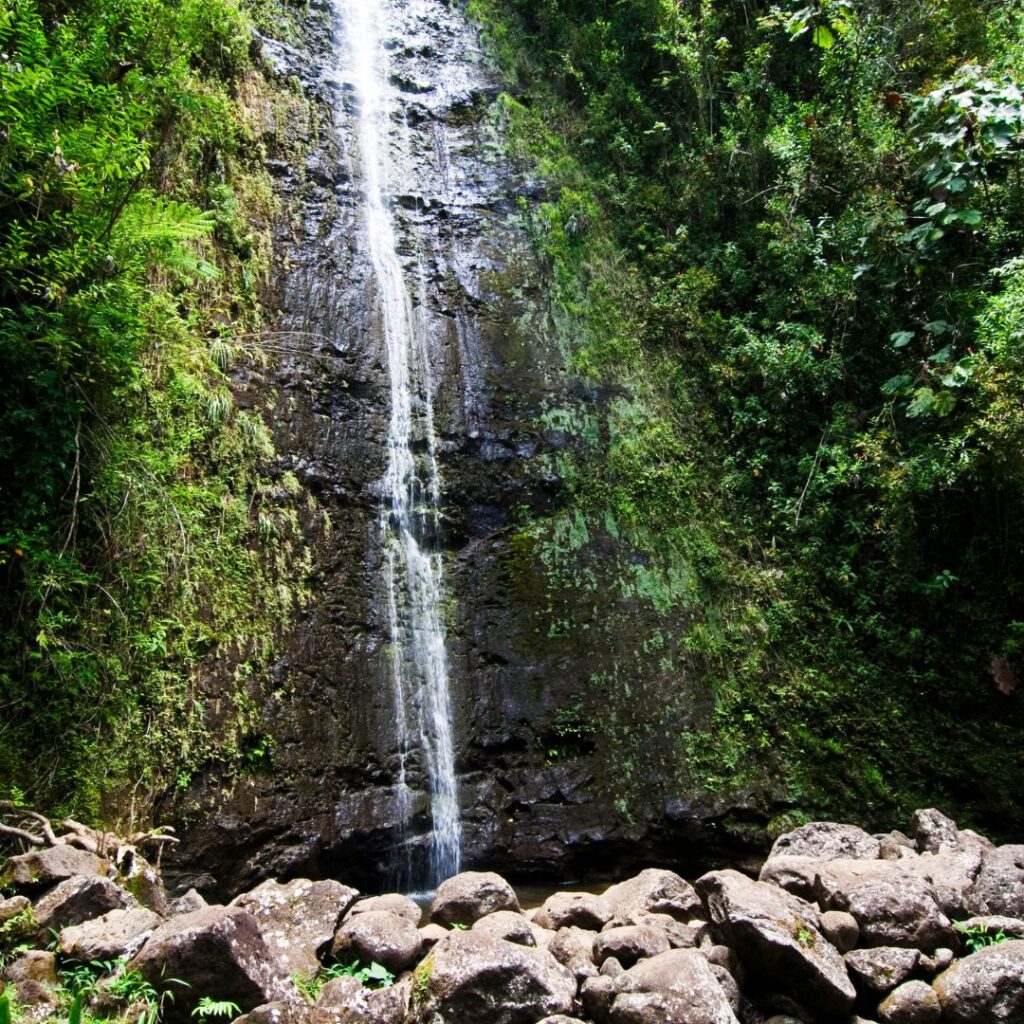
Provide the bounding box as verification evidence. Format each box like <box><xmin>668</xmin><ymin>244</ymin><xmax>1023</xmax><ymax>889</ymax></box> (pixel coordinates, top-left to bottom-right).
<box><xmin>877</xmin><ymin>980</ymin><xmax>942</xmax><ymax>1024</ymax></box>
<box><xmin>910</xmin><ymin>809</ymin><xmax>960</xmax><ymax>854</ymax></box>
<box><xmin>34</xmin><ymin>875</ymin><xmax>134</xmax><ymax>932</ymax></box>
<box><xmin>593</xmin><ymin>926</ymin><xmax>670</xmax><ymax>968</ymax></box>
<box><xmin>879</xmin><ymin>833</ymin><xmax>916</xmax><ymax>861</ymax></box>
<box><xmin>819</xmin><ymin>910</ymin><xmax>859</xmax><ymax>953</ymax></box>
<box><xmin>534</xmin><ymin>891</ymin><xmax>613</xmax><ymax>931</ymax></box>
<box><xmin>58</xmin><ymin>906</ymin><xmax>162</xmax><ymax>960</ymax></box>
<box><xmin>235</xmin><ymin>1003</ymin><xmax>344</xmax><ymax>1024</ymax></box>
<box><xmin>918</xmin><ymin>947</ymin><xmax>954</xmax><ymax>976</ymax></box>
<box><xmin>608</xmin><ymin>989</ymin><xmax>737</xmax><ymax>1024</ymax></box>
<box><xmin>580</xmin><ymin>975</ymin><xmax>622</xmax><ymax>1023</ymax></box>
<box><xmin>933</xmin><ymin>938</ymin><xmax>1024</xmax><ymax>1023</ymax></box>
<box><xmin>600</xmin><ymin>956</ymin><xmax>625</xmax><ymax>977</ymax></box>
<box><xmin>759</xmin><ymin>857</ymin><xmax>821</xmax><ymax>902</ymax></box>
<box><xmin>547</xmin><ymin>926</ymin><xmax>599</xmax><ymax>983</ymax></box>
<box><xmin>530</xmin><ymin>923</ymin><xmax>556</xmax><ymax>948</ymax></box>
<box><xmin>702</xmin><ymin>944</ymin><xmax>742</xmax><ymax>981</ymax></box>
<box><xmin>537</xmin><ymin>1018</ymin><xmax>588</xmax><ymax>1024</ymax></box>
<box><xmin>346</xmin><ymin>894</ymin><xmax>420</xmax><ymax>926</ymax></box>
<box><xmin>709</xmin><ymin>964</ymin><xmax>740</xmax><ymax>1014</ymax></box>
<box><xmin>363</xmin><ymin>977</ymin><xmax>411</xmax><ymax>1024</ymax></box>
<box><xmin>430</xmin><ymin>872</ymin><xmax>520</xmax><ymax>927</ymax></box>
<box><xmin>605</xmin><ymin>910</ymin><xmax>698</xmax><ymax>949</ymax></box>
<box><xmin>602</xmin><ymin>870</ymin><xmax>702</xmax><ymax>922</ymax></box>
<box><xmin>910</xmin><ymin>849</ymin><xmax>983</xmax><ymax>918</ymax></box>
<box><xmin>419</xmin><ymin>922</ymin><xmax>449</xmax><ymax>949</ymax></box>
<box><xmin>955</xmin><ymin>915</ymin><xmax>1024</xmax><ymax>940</ymax></box>
<box><xmin>128</xmin><ymin>905</ymin><xmax>294</xmax><ymax>1023</ymax></box>
<box><xmin>695</xmin><ymin>869</ymin><xmax>855</xmax><ymax>1017</ymax></box>
<box><xmin>316</xmin><ymin>975</ymin><xmax>364</xmax><ymax>1008</ymax></box>
<box><xmin>844</xmin><ymin>947</ymin><xmax>919</xmax><ymax>995</ymax></box>
<box><xmin>410</xmin><ymin>931</ymin><xmax>575</xmax><ymax>1024</ymax></box>
<box><xmin>767</xmin><ymin>822</ymin><xmax>881</xmax><ymax>862</ymax></box>
<box><xmin>168</xmin><ymin>889</ymin><xmax>208</xmax><ymax>917</ymax></box>
<box><xmin>615</xmin><ymin>948</ymin><xmax>739</xmax><ymax>1023</ymax></box>
<box><xmin>813</xmin><ymin>860</ymin><xmax>953</xmax><ymax>952</ymax></box>
<box><xmin>0</xmin><ymin>846</ymin><xmax>108</xmax><ymax>893</ymax></box>
<box><xmin>331</xmin><ymin>910</ymin><xmax>423</xmax><ymax>973</ymax></box>
<box><xmin>472</xmin><ymin>910</ymin><xmax>535</xmax><ymax>946</ymax></box>
<box><xmin>2</xmin><ymin>951</ymin><xmax>57</xmax><ymax>986</ymax></box>
<box><xmin>0</xmin><ymin>895</ymin><xmax>30</xmax><ymax>923</ymax></box>
<box><xmin>967</xmin><ymin>845</ymin><xmax>1024</xmax><ymax>917</ymax></box>
<box><xmin>232</xmin><ymin>878</ymin><xmax>359</xmax><ymax>980</ymax></box>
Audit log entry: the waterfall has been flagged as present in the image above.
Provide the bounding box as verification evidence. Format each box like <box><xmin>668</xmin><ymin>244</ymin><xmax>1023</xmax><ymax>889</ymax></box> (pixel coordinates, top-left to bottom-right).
<box><xmin>335</xmin><ymin>0</ymin><xmax>461</xmax><ymax>888</ymax></box>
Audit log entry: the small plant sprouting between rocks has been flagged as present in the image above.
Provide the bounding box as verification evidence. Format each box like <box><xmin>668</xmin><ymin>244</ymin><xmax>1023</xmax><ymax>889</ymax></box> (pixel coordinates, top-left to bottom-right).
<box><xmin>955</xmin><ymin>921</ymin><xmax>1009</xmax><ymax>954</ymax></box>
<box><xmin>294</xmin><ymin>960</ymin><xmax>395</xmax><ymax>1002</ymax></box>
<box><xmin>192</xmin><ymin>997</ymin><xmax>242</xmax><ymax>1020</ymax></box>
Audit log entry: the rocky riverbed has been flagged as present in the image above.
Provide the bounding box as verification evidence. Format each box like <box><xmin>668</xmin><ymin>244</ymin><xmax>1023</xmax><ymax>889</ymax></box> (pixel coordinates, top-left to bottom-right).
<box><xmin>2</xmin><ymin>809</ymin><xmax>1023</xmax><ymax>1023</ymax></box>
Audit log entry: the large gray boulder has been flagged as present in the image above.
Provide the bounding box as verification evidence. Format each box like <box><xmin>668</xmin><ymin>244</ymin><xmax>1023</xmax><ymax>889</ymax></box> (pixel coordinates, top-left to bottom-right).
<box><xmin>933</xmin><ymin>938</ymin><xmax>1024</xmax><ymax>1023</ymax></box>
<box><xmin>877</xmin><ymin>980</ymin><xmax>941</xmax><ymax>1024</ymax></box>
<box><xmin>593</xmin><ymin>926</ymin><xmax>670</xmax><ymax>968</ymax></box>
<box><xmin>767</xmin><ymin>822</ymin><xmax>881</xmax><ymax>862</ymax></box>
<box><xmin>608</xmin><ymin>990</ymin><xmax>734</xmax><ymax>1024</ymax></box>
<box><xmin>410</xmin><ymin>931</ymin><xmax>575</xmax><ymax>1024</ymax></box>
<box><xmin>844</xmin><ymin>947</ymin><xmax>919</xmax><ymax>995</ymax></box>
<box><xmin>967</xmin><ymin>845</ymin><xmax>1024</xmax><ymax>917</ymax></box>
<box><xmin>910</xmin><ymin>809</ymin><xmax>961</xmax><ymax>854</ymax></box>
<box><xmin>430</xmin><ymin>872</ymin><xmax>520</xmax><ymax>927</ymax></box>
<box><xmin>58</xmin><ymin>906</ymin><xmax>162</xmax><ymax>961</ymax></box>
<box><xmin>813</xmin><ymin>859</ymin><xmax>953</xmax><ymax>951</ymax></box>
<box><xmin>34</xmin><ymin>875</ymin><xmax>134</xmax><ymax>932</ymax></box>
<box><xmin>231</xmin><ymin>878</ymin><xmax>359</xmax><ymax>979</ymax></box>
<box><xmin>547</xmin><ymin>926</ymin><xmax>599</xmax><ymax>983</ymax></box>
<box><xmin>0</xmin><ymin>846</ymin><xmax>108</xmax><ymax>893</ymax></box>
<box><xmin>758</xmin><ymin>857</ymin><xmax>822</xmax><ymax>902</ymax></box>
<box><xmin>819</xmin><ymin>910</ymin><xmax>859</xmax><ymax>953</ymax></box>
<box><xmin>128</xmin><ymin>905</ymin><xmax>294</xmax><ymax>1023</ymax></box>
<box><xmin>0</xmin><ymin>895</ymin><xmax>31</xmax><ymax>923</ymax></box>
<box><xmin>346</xmin><ymin>893</ymin><xmax>420</xmax><ymax>926</ymax></box>
<box><xmin>472</xmin><ymin>910</ymin><xmax>536</xmax><ymax>946</ymax></box>
<box><xmin>696</xmin><ymin>869</ymin><xmax>855</xmax><ymax>1017</ymax></box>
<box><xmin>331</xmin><ymin>910</ymin><xmax>424</xmax><ymax>974</ymax></box>
<box><xmin>612</xmin><ymin>948</ymin><xmax>739</xmax><ymax>1024</ymax></box>
<box><xmin>910</xmin><ymin>849</ymin><xmax>983</xmax><ymax>918</ymax></box>
<box><xmin>602</xmin><ymin>870</ymin><xmax>702</xmax><ymax>923</ymax></box>
<box><xmin>534</xmin><ymin>892</ymin><xmax>613</xmax><ymax>931</ymax></box>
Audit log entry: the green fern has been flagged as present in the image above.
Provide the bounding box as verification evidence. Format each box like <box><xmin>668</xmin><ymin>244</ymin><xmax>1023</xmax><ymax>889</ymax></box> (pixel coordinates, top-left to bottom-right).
<box><xmin>0</xmin><ymin>991</ymin><xmax>12</xmax><ymax>1024</ymax></box>
<box><xmin>192</xmin><ymin>996</ymin><xmax>241</xmax><ymax>1019</ymax></box>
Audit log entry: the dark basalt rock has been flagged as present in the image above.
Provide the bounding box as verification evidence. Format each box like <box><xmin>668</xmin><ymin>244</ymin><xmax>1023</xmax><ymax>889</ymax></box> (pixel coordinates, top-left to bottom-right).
<box><xmin>163</xmin><ymin>0</ymin><xmax>775</xmax><ymax>896</ymax></box>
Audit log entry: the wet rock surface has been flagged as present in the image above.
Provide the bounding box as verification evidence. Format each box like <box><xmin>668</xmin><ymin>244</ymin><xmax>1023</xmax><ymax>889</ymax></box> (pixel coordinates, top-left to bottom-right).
<box><xmin>163</xmin><ymin>0</ymin><xmax>772</xmax><ymax>898</ymax></box>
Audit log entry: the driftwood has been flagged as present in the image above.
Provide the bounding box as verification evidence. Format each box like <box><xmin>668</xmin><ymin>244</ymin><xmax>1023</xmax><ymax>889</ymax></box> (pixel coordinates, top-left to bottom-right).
<box><xmin>0</xmin><ymin>803</ymin><xmax>178</xmax><ymax>869</ymax></box>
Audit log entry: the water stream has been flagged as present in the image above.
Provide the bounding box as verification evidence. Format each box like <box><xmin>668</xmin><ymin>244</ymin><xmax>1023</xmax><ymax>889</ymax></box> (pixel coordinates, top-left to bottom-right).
<box><xmin>335</xmin><ymin>0</ymin><xmax>461</xmax><ymax>888</ymax></box>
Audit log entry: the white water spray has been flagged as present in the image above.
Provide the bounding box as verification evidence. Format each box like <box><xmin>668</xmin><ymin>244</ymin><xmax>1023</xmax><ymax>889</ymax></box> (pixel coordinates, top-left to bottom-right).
<box><xmin>335</xmin><ymin>0</ymin><xmax>461</xmax><ymax>887</ymax></box>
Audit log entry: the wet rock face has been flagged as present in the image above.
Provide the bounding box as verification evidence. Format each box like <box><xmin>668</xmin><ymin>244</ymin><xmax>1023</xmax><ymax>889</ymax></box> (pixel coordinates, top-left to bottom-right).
<box><xmin>166</xmin><ymin>0</ymin><xmax>617</xmax><ymax>895</ymax></box>
<box><xmin>165</xmin><ymin>0</ymin><xmax>759</xmax><ymax>894</ymax></box>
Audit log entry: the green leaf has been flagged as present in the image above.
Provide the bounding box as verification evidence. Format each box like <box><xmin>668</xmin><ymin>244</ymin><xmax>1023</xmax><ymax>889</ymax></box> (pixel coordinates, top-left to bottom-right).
<box><xmin>907</xmin><ymin>388</ymin><xmax>935</xmax><ymax>417</ymax></box>
<box><xmin>932</xmin><ymin>390</ymin><xmax>957</xmax><ymax>416</ymax></box>
<box><xmin>952</xmin><ymin>208</ymin><xmax>983</xmax><ymax>225</ymax></box>
<box><xmin>890</xmin><ymin>331</ymin><xmax>915</xmax><ymax>348</ymax></box>
<box><xmin>812</xmin><ymin>24</ymin><xmax>835</xmax><ymax>49</ymax></box>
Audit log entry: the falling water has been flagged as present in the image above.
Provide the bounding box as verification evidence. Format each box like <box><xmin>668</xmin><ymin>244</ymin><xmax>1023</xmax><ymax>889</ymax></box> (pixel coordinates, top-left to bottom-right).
<box><xmin>334</xmin><ymin>0</ymin><xmax>461</xmax><ymax>888</ymax></box>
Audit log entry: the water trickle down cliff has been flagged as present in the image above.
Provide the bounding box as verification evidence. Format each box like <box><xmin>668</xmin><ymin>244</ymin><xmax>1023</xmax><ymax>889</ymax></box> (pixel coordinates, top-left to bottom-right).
<box><xmin>337</xmin><ymin>0</ymin><xmax>460</xmax><ymax>889</ymax></box>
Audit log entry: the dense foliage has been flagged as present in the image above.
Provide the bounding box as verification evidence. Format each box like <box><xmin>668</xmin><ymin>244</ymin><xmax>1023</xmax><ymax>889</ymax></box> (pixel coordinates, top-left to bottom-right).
<box><xmin>0</xmin><ymin>0</ymin><xmax>309</xmax><ymax>820</ymax></box>
<box><xmin>471</xmin><ymin>0</ymin><xmax>1024</xmax><ymax>833</ymax></box>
